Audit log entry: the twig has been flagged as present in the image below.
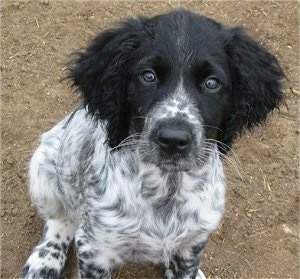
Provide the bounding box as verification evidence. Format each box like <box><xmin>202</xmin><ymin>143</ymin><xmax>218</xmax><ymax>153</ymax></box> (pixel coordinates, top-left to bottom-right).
<box><xmin>290</xmin><ymin>87</ymin><xmax>300</xmax><ymax>96</ymax></box>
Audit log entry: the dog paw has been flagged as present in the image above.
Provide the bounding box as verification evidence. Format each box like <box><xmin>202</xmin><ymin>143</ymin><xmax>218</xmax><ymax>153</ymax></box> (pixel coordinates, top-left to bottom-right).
<box><xmin>196</xmin><ymin>269</ymin><xmax>206</xmax><ymax>279</ymax></box>
<box><xmin>20</xmin><ymin>248</ymin><xmax>64</xmax><ymax>279</ymax></box>
<box><xmin>20</xmin><ymin>264</ymin><xmax>60</xmax><ymax>279</ymax></box>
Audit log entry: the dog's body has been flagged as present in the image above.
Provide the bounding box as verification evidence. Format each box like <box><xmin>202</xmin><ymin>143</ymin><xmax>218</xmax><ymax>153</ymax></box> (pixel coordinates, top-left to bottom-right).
<box><xmin>21</xmin><ymin>9</ymin><xmax>283</xmax><ymax>279</ymax></box>
<box><xmin>24</xmin><ymin>108</ymin><xmax>225</xmax><ymax>279</ymax></box>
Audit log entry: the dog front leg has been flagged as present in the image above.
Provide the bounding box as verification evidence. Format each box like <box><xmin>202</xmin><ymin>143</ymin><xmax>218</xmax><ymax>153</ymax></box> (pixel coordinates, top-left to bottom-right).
<box><xmin>164</xmin><ymin>241</ymin><xmax>208</xmax><ymax>279</ymax></box>
<box><xmin>21</xmin><ymin>218</ymin><xmax>76</xmax><ymax>279</ymax></box>
<box><xmin>75</xmin><ymin>227</ymin><xmax>114</xmax><ymax>279</ymax></box>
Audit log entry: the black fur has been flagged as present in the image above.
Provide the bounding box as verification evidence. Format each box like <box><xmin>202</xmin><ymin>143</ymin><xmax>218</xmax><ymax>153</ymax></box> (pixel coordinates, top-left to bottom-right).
<box><xmin>68</xmin><ymin>18</ymin><xmax>146</xmax><ymax>147</ymax></box>
<box><xmin>223</xmin><ymin>27</ymin><xmax>284</xmax><ymax>151</ymax></box>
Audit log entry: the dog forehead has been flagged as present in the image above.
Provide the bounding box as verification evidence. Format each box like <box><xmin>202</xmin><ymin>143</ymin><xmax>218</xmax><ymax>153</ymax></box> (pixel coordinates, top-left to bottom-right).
<box><xmin>153</xmin><ymin>11</ymin><xmax>221</xmax><ymax>41</ymax></box>
<box><xmin>145</xmin><ymin>11</ymin><xmax>225</xmax><ymax>66</ymax></box>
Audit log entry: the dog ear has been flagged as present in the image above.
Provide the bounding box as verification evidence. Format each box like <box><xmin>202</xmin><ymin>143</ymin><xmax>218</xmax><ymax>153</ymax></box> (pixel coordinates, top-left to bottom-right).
<box><xmin>221</xmin><ymin>27</ymin><xmax>285</xmax><ymax>152</ymax></box>
<box><xmin>68</xmin><ymin>19</ymin><xmax>145</xmax><ymax>148</ymax></box>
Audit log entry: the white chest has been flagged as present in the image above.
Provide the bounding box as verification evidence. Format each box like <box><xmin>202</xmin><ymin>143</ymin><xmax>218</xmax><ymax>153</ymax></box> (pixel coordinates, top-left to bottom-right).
<box><xmin>86</xmin><ymin>158</ymin><xmax>226</xmax><ymax>266</ymax></box>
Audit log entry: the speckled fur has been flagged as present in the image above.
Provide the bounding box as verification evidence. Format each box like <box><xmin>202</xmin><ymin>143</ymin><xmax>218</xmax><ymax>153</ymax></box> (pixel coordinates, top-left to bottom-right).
<box><xmin>22</xmin><ymin>95</ymin><xmax>225</xmax><ymax>279</ymax></box>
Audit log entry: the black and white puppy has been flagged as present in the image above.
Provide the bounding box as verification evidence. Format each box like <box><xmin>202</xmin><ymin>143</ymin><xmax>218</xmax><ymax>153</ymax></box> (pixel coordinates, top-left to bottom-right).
<box><xmin>21</xmin><ymin>9</ymin><xmax>284</xmax><ymax>279</ymax></box>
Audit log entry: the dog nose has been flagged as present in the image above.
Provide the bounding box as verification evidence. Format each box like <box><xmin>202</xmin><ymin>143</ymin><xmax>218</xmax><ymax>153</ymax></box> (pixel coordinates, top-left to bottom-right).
<box><xmin>156</xmin><ymin>127</ymin><xmax>191</xmax><ymax>153</ymax></box>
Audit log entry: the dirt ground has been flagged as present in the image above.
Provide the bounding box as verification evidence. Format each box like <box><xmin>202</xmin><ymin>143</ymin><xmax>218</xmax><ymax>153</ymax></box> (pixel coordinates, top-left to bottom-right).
<box><xmin>1</xmin><ymin>1</ymin><xmax>299</xmax><ymax>278</ymax></box>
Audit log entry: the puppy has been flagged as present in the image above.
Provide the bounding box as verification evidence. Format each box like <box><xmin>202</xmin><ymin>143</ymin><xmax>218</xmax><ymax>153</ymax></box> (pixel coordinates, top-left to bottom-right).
<box><xmin>21</xmin><ymin>9</ymin><xmax>284</xmax><ymax>279</ymax></box>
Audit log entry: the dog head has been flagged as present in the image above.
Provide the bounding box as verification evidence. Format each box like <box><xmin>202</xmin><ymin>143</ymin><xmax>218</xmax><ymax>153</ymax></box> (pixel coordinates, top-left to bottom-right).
<box><xmin>68</xmin><ymin>9</ymin><xmax>284</xmax><ymax>171</ymax></box>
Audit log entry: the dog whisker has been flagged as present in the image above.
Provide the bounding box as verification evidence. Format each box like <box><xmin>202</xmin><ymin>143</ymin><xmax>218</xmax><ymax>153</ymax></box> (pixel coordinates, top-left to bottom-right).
<box><xmin>202</xmin><ymin>125</ymin><xmax>223</xmax><ymax>132</ymax></box>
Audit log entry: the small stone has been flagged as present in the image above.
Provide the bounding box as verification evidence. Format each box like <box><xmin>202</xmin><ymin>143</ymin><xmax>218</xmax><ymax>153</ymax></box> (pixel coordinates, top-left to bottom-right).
<box><xmin>282</xmin><ymin>223</ymin><xmax>292</xmax><ymax>234</ymax></box>
<box><xmin>6</xmin><ymin>156</ymin><xmax>14</xmax><ymax>165</ymax></box>
<box><xmin>13</xmin><ymin>2</ymin><xmax>21</xmax><ymax>8</ymax></box>
<box><xmin>40</xmin><ymin>0</ymin><xmax>49</xmax><ymax>5</ymax></box>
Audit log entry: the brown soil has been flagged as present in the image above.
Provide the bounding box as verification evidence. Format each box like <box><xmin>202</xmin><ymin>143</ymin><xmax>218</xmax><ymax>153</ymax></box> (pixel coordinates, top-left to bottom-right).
<box><xmin>1</xmin><ymin>1</ymin><xmax>299</xmax><ymax>278</ymax></box>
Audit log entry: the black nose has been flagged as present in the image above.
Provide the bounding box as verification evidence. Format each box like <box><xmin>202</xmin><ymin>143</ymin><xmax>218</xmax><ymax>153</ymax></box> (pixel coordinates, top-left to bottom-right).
<box><xmin>156</xmin><ymin>127</ymin><xmax>192</xmax><ymax>154</ymax></box>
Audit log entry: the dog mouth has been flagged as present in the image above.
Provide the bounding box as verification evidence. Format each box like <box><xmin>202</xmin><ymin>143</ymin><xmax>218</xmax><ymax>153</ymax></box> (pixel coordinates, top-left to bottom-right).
<box><xmin>138</xmin><ymin>142</ymin><xmax>204</xmax><ymax>172</ymax></box>
<box><xmin>155</xmin><ymin>156</ymin><xmax>193</xmax><ymax>172</ymax></box>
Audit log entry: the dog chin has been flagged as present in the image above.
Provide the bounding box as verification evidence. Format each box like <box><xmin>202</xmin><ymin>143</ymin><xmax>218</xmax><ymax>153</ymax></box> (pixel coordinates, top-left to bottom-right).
<box><xmin>158</xmin><ymin>162</ymin><xmax>191</xmax><ymax>172</ymax></box>
<box><xmin>147</xmin><ymin>155</ymin><xmax>195</xmax><ymax>172</ymax></box>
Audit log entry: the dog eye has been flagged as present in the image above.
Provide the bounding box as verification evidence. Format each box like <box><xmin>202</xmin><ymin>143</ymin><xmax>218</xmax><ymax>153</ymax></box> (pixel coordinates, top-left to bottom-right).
<box><xmin>141</xmin><ymin>70</ymin><xmax>156</xmax><ymax>83</ymax></box>
<box><xmin>204</xmin><ymin>77</ymin><xmax>221</xmax><ymax>91</ymax></box>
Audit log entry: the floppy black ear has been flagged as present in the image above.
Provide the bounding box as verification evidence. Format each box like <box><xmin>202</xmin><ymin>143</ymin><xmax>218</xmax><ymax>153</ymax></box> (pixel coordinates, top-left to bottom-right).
<box><xmin>221</xmin><ymin>27</ymin><xmax>284</xmax><ymax>152</ymax></box>
<box><xmin>68</xmin><ymin>19</ymin><xmax>145</xmax><ymax>148</ymax></box>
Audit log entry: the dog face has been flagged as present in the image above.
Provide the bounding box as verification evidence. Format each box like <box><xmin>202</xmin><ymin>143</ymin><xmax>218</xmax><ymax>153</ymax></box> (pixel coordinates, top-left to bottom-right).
<box><xmin>125</xmin><ymin>15</ymin><xmax>235</xmax><ymax>170</ymax></box>
<box><xmin>68</xmin><ymin>9</ymin><xmax>284</xmax><ymax>169</ymax></box>
<box><xmin>126</xmin><ymin>13</ymin><xmax>233</xmax><ymax>134</ymax></box>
